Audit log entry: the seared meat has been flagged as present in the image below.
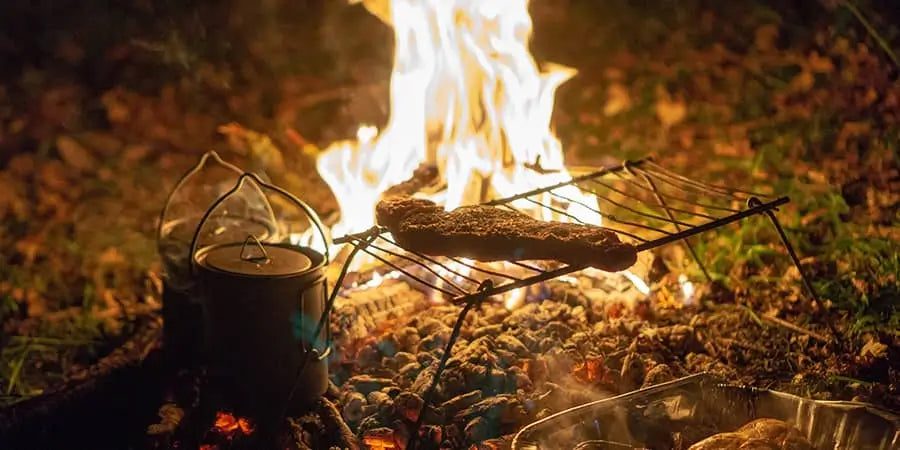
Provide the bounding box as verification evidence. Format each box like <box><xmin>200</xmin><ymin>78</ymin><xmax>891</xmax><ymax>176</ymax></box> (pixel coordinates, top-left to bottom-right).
<box><xmin>375</xmin><ymin>197</ymin><xmax>637</xmax><ymax>272</ymax></box>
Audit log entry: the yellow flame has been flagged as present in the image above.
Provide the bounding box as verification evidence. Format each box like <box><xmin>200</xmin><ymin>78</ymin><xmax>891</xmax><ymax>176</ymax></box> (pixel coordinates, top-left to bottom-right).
<box><xmin>312</xmin><ymin>0</ymin><xmax>646</xmax><ymax>304</ymax></box>
<box><xmin>504</xmin><ymin>287</ymin><xmax>526</xmax><ymax>310</ymax></box>
<box><xmin>678</xmin><ymin>274</ymin><xmax>695</xmax><ymax>305</ymax></box>
<box><xmin>429</xmin><ymin>258</ymin><xmax>475</xmax><ymax>303</ymax></box>
<box><xmin>623</xmin><ymin>270</ymin><xmax>651</xmax><ymax>296</ymax></box>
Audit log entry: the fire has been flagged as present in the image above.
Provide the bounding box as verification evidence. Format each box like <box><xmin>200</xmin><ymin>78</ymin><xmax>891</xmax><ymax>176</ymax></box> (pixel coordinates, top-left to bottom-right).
<box><xmin>312</xmin><ymin>0</ymin><xmax>647</xmax><ymax>302</ymax></box>
<box><xmin>363</xmin><ymin>429</ymin><xmax>399</xmax><ymax>450</ymax></box>
<box><xmin>679</xmin><ymin>274</ymin><xmax>695</xmax><ymax>305</ymax></box>
<box><xmin>572</xmin><ymin>356</ymin><xmax>612</xmax><ymax>384</ymax></box>
<box><xmin>212</xmin><ymin>411</ymin><xmax>255</xmax><ymax>437</ymax></box>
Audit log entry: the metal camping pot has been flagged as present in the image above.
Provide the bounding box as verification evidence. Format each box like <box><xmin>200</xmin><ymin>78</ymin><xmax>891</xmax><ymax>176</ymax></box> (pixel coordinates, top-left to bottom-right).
<box><xmin>194</xmin><ymin>238</ymin><xmax>328</xmax><ymax>418</ymax></box>
<box><xmin>189</xmin><ymin>173</ymin><xmax>331</xmax><ymax>422</ymax></box>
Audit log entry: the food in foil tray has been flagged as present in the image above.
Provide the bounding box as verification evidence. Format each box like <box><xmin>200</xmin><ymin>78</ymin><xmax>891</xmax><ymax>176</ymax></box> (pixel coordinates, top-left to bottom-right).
<box><xmin>688</xmin><ymin>418</ymin><xmax>814</xmax><ymax>450</ymax></box>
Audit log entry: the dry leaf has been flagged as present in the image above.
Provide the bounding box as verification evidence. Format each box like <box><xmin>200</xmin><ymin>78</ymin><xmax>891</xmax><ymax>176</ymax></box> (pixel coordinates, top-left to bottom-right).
<box><xmin>789</xmin><ymin>70</ymin><xmax>815</xmax><ymax>93</ymax></box>
<box><xmin>754</xmin><ymin>24</ymin><xmax>779</xmax><ymax>52</ymax></box>
<box><xmin>603</xmin><ymin>83</ymin><xmax>631</xmax><ymax>117</ymax></box>
<box><xmin>860</xmin><ymin>340</ymin><xmax>888</xmax><ymax>359</ymax></box>
<box><xmin>101</xmin><ymin>88</ymin><xmax>131</xmax><ymax>124</ymax></box>
<box><xmin>37</xmin><ymin>160</ymin><xmax>69</xmax><ymax>192</ymax></box>
<box><xmin>123</xmin><ymin>144</ymin><xmax>152</xmax><ymax>162</ymax></box>
<box><xmin>80</xmin><ymin>131</ymin><xmax>123</xmax><ymax>157</ymax></box>
<box><xmin>807</xmin><ymin>51</ymin><xmax>835</xmax><ymax>74</ymax></box>
<box><xmin>655</xmin><ymin>90</ymin><xmax>686</xmax><ymax>128</ymax></box>
<box><xmin>99</xmin><ymin>247</ymin><xmax>126</xmax><ymax>266</ymax></box>
<box><xmin>7</xmin><ymin>154</ymin><xmax>36</xmax><ymax>177</ymax></box>
<box><xmin>57</xmin><ymin>135</ymin><xmax>98</xmax><ymax>172</ymax></box>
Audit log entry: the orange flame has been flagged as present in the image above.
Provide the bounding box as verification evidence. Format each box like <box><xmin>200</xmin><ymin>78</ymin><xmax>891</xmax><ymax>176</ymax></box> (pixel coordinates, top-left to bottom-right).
<box><xmin>311</xmin><ymin>0</ymin><xmax>648</xmax><ymax>300</ymax></box>
<box><xmin>363</xmin><ymin>429</ymin><xmax>399</xmax><ymax>450</ymax></box>
<box><xmin>318</xmin><ymin>0</ymin><xmax>593</xmax><ymax>234</ymax></box>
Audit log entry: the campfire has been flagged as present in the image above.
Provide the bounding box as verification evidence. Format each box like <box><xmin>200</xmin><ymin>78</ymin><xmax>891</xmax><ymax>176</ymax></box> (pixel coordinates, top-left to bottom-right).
<box><xmin>278</xmin><ymin>0</ymin><xmax>869</xmax><ymax>449</ymax></box>
<box><xmin>2</xmin><ymin>0</ymin><xmax>900</xmax><ymax>449</ymax></box>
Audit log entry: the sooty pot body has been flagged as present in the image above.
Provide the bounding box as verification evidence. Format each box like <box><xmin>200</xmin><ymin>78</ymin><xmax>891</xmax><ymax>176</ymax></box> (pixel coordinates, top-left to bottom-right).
<box><xmin>194</xmin><ymin>242</ymin><xmax>328</xmax><ymax>422</ymax></box>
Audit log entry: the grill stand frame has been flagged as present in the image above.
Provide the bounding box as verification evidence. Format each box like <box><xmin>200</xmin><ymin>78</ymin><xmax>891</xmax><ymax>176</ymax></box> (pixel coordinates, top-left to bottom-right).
<box><xmin>315</xmin><ymin>158</ymin><xmax>833</xmax><ymax>448</ymax></box>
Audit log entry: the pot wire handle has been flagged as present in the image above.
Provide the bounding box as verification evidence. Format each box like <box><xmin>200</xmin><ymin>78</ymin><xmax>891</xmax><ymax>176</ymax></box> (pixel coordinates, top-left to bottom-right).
<box><xmin>189</xmin><ymin>172</ymin><xmax>331</xmax><ymax>275</ymax></box>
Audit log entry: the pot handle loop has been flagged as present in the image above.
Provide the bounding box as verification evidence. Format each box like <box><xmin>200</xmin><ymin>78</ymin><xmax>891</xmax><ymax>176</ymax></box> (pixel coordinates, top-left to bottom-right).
<box><xmin>189</xmin><ymin>172</ymin><xmax>331</xmax><ymax>276</ymax></box>
<box><xmin>240</xmin><ymin>234</ymin><xmax>270</xmax><ymax>263</ymax></box>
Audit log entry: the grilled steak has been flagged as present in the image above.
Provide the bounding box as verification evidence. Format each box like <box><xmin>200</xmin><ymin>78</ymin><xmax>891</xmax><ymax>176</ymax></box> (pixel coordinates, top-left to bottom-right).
<box><xmin>375</xmin><ymin>197</ymin><xmax>637</xmax><ymax>272</ymax></box>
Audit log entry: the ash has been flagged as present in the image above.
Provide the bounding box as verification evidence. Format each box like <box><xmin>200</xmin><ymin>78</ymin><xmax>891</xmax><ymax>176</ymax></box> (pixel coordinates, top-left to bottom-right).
<box><xmin>326</xmin><ymin>278</ymin><xmax>725</xmax><ymax>449</ymax></box>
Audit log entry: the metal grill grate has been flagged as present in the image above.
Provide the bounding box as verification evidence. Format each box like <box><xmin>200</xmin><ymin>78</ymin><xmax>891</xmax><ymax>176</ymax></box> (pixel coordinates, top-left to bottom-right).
<box><xmin>333</xmin><ymin>157</ymin><xmax>800</xmax><ymax>305</ymax></box>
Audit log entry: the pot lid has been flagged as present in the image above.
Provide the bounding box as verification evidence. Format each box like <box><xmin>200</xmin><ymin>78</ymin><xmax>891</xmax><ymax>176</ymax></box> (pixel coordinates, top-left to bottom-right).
<box><xmin>199</xmin><ymin>237</ymin><xmax>312</xmax><ymax>277</ymax></box>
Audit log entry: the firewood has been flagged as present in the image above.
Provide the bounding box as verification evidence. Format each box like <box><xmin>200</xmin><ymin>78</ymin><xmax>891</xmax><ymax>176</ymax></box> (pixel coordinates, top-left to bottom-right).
<box><xmin>318</xmin><ymin>397</ymin><xmax>360</xmax><ymax>450</ymax></box>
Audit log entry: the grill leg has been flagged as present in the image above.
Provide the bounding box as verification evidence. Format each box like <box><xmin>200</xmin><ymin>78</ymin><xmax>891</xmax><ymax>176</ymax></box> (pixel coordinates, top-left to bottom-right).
<box><xmin>639</xmin><ymin>171</ymin><xmax>713</xmax><ymax>283</ymax></box>
<box><xmin>748</xmin><ymin>197</ymin><xmax>840</xmax><ymax>340</ymax></box>
<box><xmin>407</xmin><ymin>295</ymin><xmax>481</xmax><ymax>450</ymax></box>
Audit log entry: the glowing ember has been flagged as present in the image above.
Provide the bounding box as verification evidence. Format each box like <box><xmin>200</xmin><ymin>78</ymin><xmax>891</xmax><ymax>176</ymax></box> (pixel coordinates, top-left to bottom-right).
<box><xmin>572</xmin><ymin>356</ymin><xmax>611</xmax><ymax>384</ymax></box>
<box><xmin>363</xmin><ymin>429</ymin><xmax>399</xmax><ymax>450</ymax></box>
<box><xmin>212</xmin><ymin>411</ymin><xmax>255</xmax><ymax>438</ymax></box>
<box><xmin>311</xmin><ymin>0</ymin><xmax>648</xmax><ymax>300</ymax></box>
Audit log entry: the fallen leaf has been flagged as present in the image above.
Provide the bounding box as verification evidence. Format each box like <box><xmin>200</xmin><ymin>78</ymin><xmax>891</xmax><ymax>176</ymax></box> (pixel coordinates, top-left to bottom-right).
<box><xmin>80</xmin><ymin>131</ymin><xmax>123</xmax><ymax>157</ymax></box>
<box><xmin>655</xmin><ymin>90</ymin><xmax>686</xmax><ymax>128</ymax></box>
<box><xmin>7</xmin><ymin>154</ymin><xmax>35</xmax><ymax>177</ymax></box>
<box><xmin>38</xmin><ymin>160</ymin><xmax>70</xmax><ymax>192</ymax></box>
<box><xmin>807</xmin><ymin>51</ymin><xmax>835</xmax><ymax>74</ymax></box>
<box><xmin>57</xmin><ymin>135</ymin><xmax>98</xmax><ymax>172</ymax></box>
<box><xmin>860</xmin><ymin>340</ymin><xmax>888</xmax><ymax>359</ymax></box>
<box><xmin>789</xmin><ymin>70</ymin><xmax>815</xmax><ymax>93</ymax></box>
<box><xmin>99</xmin><ymin>247</ymin><xmax>125</xmax><ymax>266</ymax></box>
<box><xmin>603</xmin><ymin>83</ymin><xmax>631</xmax><ymax>117</ymax></box>
<box><xmin>122</xmin><ymin>144</ymin><xmax>152</xmax><ymax>162</ymax></box>
<box><xmin>754</xmin><ymin>24</ymin><xmax>779</xmax><ymax>52</ymax></box>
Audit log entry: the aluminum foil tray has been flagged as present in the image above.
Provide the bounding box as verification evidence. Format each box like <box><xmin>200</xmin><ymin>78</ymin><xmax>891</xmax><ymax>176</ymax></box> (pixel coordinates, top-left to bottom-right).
<box><xmin>512</xmin><ymin>373</ymin><xmax>899</xmax><ymax>450</ymax></box>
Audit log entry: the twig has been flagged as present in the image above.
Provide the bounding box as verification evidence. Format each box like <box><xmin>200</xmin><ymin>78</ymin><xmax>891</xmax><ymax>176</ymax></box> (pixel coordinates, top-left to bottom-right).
<box><xmin>295</xmin><ymin>82</ymin><xmax>385</xmax><ymax>109</ymax></box>
<box><xmin>828</xmin><ymin>375</ymin><xmax>875</xmax><ymax>387</ymax></box>
<box><xmin>762</xmin><ymin>313</ymin><xmax>830</xmax><ymax>343</ymax></box>
<box><xmin>740</xmin><ymin>305</ymin><xmax>766</xmax><ymax>328</ymax></box>
<box><xmin>718</xmin><ymin>337</ymin><xmax>769</xmax><ymax>353</ymax></box>
<box><xmin>842</xmin><ymin>1</ymin><xmax>900</xmax><ymax>70</ymax></box>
